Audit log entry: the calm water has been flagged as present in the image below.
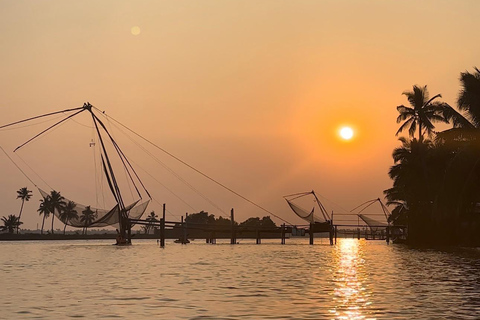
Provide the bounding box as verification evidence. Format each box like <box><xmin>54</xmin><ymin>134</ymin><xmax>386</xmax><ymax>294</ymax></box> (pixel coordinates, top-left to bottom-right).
<box><xmin>1</xmin><ymin>238</ymin><xmax>480</xmax><ymax>319</ymax></box>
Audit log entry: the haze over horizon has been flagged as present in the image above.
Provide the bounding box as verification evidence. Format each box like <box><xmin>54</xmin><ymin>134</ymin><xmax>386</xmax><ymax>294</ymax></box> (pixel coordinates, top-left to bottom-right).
<box><xmin>1</xmin><ymin>1</ymin><xmax>479</xmax><ymax>230</ymax></box>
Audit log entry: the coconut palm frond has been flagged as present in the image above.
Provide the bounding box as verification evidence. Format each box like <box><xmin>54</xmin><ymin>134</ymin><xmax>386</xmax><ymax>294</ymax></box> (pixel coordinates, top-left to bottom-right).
<box><xmin>396</xmin><ymin>117</ymin><xmax>414</xmax><ymax>136</ymax></box>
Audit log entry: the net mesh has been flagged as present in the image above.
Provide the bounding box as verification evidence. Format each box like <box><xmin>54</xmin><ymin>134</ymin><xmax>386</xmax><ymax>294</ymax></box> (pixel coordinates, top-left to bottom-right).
<box><xmin>358</xmin><ymin>214</ymin><xmax>388</xmax><ymax>228</ymax></box>
<box><xmin>39</xmin><ymin>189</ymin><xmax>149</xmax><ymax>229</ymax></box>
<box><xmin>286</xmin><ymin>199</ymin><xmax>326</xmax><ymax>223</ymax></box>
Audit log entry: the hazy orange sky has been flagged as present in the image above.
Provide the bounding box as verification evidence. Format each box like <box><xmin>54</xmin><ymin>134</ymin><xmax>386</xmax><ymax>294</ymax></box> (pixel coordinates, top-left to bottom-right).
<box><xmin>1</xmin><ymin>1</ymin><xmax>479</xmax><ymax>229</ymax></box>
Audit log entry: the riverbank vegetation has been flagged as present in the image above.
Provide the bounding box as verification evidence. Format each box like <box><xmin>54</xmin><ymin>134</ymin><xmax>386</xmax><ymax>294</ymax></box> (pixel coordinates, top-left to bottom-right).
<box><xmin>386</xmin><ymin>67</ymin><xmax>480</xmax><ymax>246</ymax></box>
<box><xmin>184</xmin><ymin>210</ymin><xmax>277</xmax><ymax>228</ymax></box>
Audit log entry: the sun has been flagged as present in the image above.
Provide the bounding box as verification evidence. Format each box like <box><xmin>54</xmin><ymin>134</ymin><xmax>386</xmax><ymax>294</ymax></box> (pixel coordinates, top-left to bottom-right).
<box><xmin>131</xmin><ymin>26</ymin><xmax>141</xmax><ymax>36</ymax></box>
<box><xmin>339</xmin><ymin>126</ymin><xmax>354</xmax><ymax>140</ymax></box>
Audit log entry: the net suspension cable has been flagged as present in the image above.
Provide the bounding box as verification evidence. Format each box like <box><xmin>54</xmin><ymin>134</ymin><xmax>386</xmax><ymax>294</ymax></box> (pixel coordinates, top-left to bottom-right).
<box><xmin>2</xmin><ymin>104</ymin><xmax>151</xmax><ymax>200</ymax></box>
<box><xmin>98</xmin><ymin>110</ymin><xmax>228</xmax><ymax>218</ymax></box>
<box><xmin>96</xmin><ymin>106</ymin><xmax>293</xmax><ymax>225</ymax></box>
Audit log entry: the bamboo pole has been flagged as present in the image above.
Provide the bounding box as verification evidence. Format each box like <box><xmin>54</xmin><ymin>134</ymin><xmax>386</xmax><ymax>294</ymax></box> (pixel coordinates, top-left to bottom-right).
<box><xmin>160</xmin><ymin>203</ymin><xmax>165</xmax><ymax>247</ymax></box>
<box><xmin>230</xmin><ymin>208</ymin><xmax>236</xmax><ymax>245</ymax></box>
<box><xmin>309</xmin><ymin>223</ymin><xmax>314</xmax><ymax>245</ymax></box>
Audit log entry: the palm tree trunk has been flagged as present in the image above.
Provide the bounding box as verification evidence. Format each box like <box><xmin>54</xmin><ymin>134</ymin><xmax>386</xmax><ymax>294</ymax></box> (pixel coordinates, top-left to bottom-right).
<box><xmin>51</xmin><ymin>209</ymin><xmax>55</xmax><ymax>234</ymax></box>
<box><xmin>17</xmin><ymin>200</ymin><xmax>25</xmax><ymax>234</ymax></box>
<box><xmin>418</xmin><ymin>120</ymin><xmax>422</xmax><ymax>142</ymax></box>
<box><xmin>41</xmin><ymin>215</ymin><xmax>46</xmax><ymax>235</ymax></box>
<box><xmin>63</xmin><ymin>224</ymin><xmax>67</xmax><ymax>235</ymax></box>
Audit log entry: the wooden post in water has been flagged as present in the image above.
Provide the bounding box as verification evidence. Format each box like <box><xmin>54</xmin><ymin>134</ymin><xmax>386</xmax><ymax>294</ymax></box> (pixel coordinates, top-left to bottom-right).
<box><xmin>357</xmin><ymin>228</ymin><xmax>361</xmax><ymax>240</ymax></box>
<box><xmin>211</xmin><ymin>231</ymin><xmax>216</xmax><ymax>244</ymax></box>
<box><xmin>329</xmin><ymin>225</ymin><xmax>334</xmax><ymax>245</ymax></box>
<box><xmin>206</xmin><ymin>224</ymin><xmax>210</xmax><ymax>243</ymax></box>
<box><xmin>386</xmin><ymin>226</ymin><xmax>390</xmax><ymax>244</ymax></box>
<box><xmin>127</xmin><ymin>220</ymin><xmax>132</xmax><ymax>244</ymax></box>
<box><xmin>160</xmin><ymin>203</ymin><xmax>166</xmax><ymax>248</ymax></box>
<box><xmin>184</xmin><ymin>212</ymin><xmax>188</xmax><ymax>244</ymax></box>
<box><xmin>160</xmin><ymin>218</ymin><xmax>165</xmax><ymax>247</ymax></box>
<box><xmin>230</xmin><ymin>208</ymin><xmax>236</xmax><ymax>245</ymax></box>
<box><xmin>256</xmin><ymin>228</ymin><xmax>261</xmax><ymax>244</ymax></box>
<box><xmin>334</xmin><ymin>225</ymin><xmax>337</xmax><ymax>245</ymax></box>
<box><xmin>281</xmin><ymin>223</ymin><xmax>286</xmax><ymax>245</ymax></box>
<box><xmin>309</xmin><ymin>223</ymin><xmax>314</xmax><ymax>245</ymax></box>
<box><xmin>181</xmin><ymin>216</ymin><xmax>187</xmax><ymax>244</ymax></box>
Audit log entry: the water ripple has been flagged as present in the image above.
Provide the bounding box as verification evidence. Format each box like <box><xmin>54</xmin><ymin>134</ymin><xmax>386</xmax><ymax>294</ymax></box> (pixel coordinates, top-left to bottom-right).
<box><xmin>1</xmin><ymin>239</ymin><xmax>480</xmax><ymax>319</ymax></box>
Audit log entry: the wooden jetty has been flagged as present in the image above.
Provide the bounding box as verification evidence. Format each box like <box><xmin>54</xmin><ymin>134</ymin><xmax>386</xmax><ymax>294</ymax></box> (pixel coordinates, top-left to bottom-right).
<box><xmin>128</xmin><ymin>205</ymin><xmax>339</xmax><ymax>247</ymax></box>
<box><xmin>128</xmin><ymin>199</ymin><xmax>407</xmax><ymax>247</ymax></box>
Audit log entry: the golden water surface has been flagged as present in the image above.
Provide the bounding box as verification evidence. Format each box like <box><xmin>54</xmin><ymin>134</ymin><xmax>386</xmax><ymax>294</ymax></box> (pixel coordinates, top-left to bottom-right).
<box><xmin>1</xmin><ymin>238</ymin><xmax>480</xmax><ymax>319</ymax></box>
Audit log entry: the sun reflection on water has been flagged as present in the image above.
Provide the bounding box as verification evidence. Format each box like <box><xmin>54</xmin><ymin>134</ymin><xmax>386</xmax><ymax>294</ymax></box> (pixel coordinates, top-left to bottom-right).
<box><xmin>330</xmin><ymin>239</ymin><xmax>374</xmax><ymax>320</ymax></box>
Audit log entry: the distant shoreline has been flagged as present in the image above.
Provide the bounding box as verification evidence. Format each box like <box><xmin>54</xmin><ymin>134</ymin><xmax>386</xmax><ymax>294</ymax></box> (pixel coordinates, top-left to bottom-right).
<box><xmin>0</xmin><ymin>232</ymin><xmax>290</xmax><ymax>241</ymax></box>
<box><xmin>0</xmin><ymin>233</ymin><xmax>158</xmax><ymax>241</ymax></box>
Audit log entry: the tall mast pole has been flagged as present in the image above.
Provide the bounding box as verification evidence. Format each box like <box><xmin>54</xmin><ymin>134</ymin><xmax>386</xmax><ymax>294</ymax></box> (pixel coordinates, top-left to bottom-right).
<box><xmin>85</xmin><ymin>103</ymin><xmax>127</xmax><ymax>238</ymax></box>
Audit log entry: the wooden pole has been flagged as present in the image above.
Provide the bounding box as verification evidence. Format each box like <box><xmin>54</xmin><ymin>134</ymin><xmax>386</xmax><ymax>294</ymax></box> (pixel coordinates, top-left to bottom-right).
<box><xmin>309</xmin><ymin>223</ymin><xmax>314</xmax><ymax>245</ymax></box>
<box><xmin>334</xmin><ymin>225</ymin><xmax>337</xmax><ymax>245</ymax></box>
<box><xmin>386</xmin><ymin>226</ymin><xmax>390</xmax><ymax>244</ymax></box>
<box><xmin>281</xmin><ymin>223</ymin><xmax>286</xmax><ymax>245</ymax></box>
<box><xmin>329</xmin><ymin>224</ymin><xmax>334</xmax><ymax>245</ymax></box>
<box><xmin>181</xmin><ymin>216</ymin><xmax>187</xmax><ymax>244</ymax></box>
<box><xmin>160</xmin><ymin>203</ymin><xmax>165</xmax><ymax>248</ymax></box>
<box><xmin>230</xmin><ymin>208</ymin><xmax>236</xmax><ymax>245</ymax></box>
<box><xmin>256</xmin><ymin>228</ymin><xmax>261</xmax><ymax>244</ymax></box>
<box><xmin>160</xmin><ymin>218</ymin><xmax>165</xmax><ymax>247</ymax></box>
<box><xmin>184</xmin><ymin>213</ymin><xmax>188</xmax><ymax>244</ymax></box>
<box><xmin>127</xmin><ymin>220</ymin><xmax>132</xmax><ymax>244</ymax></box>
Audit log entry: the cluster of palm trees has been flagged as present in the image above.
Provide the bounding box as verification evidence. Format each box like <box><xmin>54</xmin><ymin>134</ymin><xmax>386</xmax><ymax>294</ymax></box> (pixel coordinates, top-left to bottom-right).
<box><xmin>1</xmin><ymin>187</ymin><xmax>100</xmax><ymax>235</ymax></box>
<box><xmin>1</xmin><ymin>187</ymin><xmax>32</xmax><ymax>234</ymax></box>
<box><xmin>37</xmin><ymin>191</ymin><xmax>98</xmax><ymax>235</ymax></box>
<box><xmin>385</xmin><ymin>67</ymin><xmax>480</xmax><ymax>245</ymax></box>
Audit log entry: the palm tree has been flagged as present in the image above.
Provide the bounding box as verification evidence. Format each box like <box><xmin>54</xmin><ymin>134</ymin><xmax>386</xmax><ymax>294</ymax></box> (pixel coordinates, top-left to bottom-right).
<box><xmin>438</xmin><ymin>68</ymin><xmax>479</xmax><ymax>136</ymax></box>
<box><xmin>37</xmin><ymin>198</ymin><xmax>51</xmax><ymax>235</ymax></box>
<box><xmin>48</xmin><ymin>190</ymin><xmax>66</xmax><ymax>234</ymax></box>
<box><xmin>396</xmin><ymin>85</ymin><xmax>449</xmax><ymax>141</ymax></box>
<box><xmin>388</xmin><ymin>70</ymin><xmax>480</xmax><ymax>245</ymax></box>
<box><xmin>59</xmin><ymin>201</ymin><xmax>79</xmax><ymax>235</ymax></box>
<box><xmin>16</xmin><ymin>187</ymin><xmax>32</xmax><ymax>234</ymax></box>
<box><xmin>432</xmin><ymin>68</ymin><xmax>480</xmax><ymax>243</ymax></box>
<box><xmin>384</xmin><ymin>137</ymin><xmax>441</xmax><ymax>243</ymax></box>
<box><xmin>80</xmin><ymin>206</ymin><xmax>97</xmax><ymax>235</ymax></box>
<box><xmin>1</xmin><ymin>215</ymin><xmax>22</xmax><ymax>234</ymax></box>
<box><xmin>458</xmin><ymin>67</ymin><xmax>480</xmax><ymax>126</ymax></box>
<box><xmin>145</xmin><ymin>211</ymin><xmax>158</xmax><ymax>234</ymax></box>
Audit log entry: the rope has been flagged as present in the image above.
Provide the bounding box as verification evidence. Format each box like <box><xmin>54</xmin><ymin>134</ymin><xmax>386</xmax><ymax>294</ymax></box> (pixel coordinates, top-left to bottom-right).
<box><xmin>123</xmin><ymin>156</ymin><xmax>198</xmax><ymax>212</ymax></box>
<box><xmin>14</xmin><ymin>109</ymin><xmax>86</xmax><ymax>152</ymax></box>
<box><xmin>105</xmin><ymin>115</ymin><xmax>135</xmax><ymax>202</ymax></box>
<box><xmin>0</xmin><ymin>114</ymin><xmax>66</xmax><ymax>132</ymax></box>
<box><xmin>99</xmin><ymin>111</ymin><xmax>226</xmax><ymax>216</ymax></box>
<box><xmin>0</xmin><ymin>146</ymin><xmax>37</xmax><ymax>187</ymax></box>
<box><xmin>0</xmin><ymin>106</ymin><xmax>84</xmax><ymax>130</ymax></box>
<box><xmin>95</xmin><ymin>107</ymin><xmax>293</xmax><ymax>225</ymax></box>
<box><xmin>14</xmin><ymin>153</ymin><xmax>53</xmax><ymax>190</ymax></box>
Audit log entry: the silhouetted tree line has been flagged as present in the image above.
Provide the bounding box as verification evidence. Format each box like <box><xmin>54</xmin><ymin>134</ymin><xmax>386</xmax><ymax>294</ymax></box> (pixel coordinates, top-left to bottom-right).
<box><xmin>184</xmin><ymin>210</ymin><xmax>277</xmax><ymax>228</ymax></box>
<box><xmin>386</xmin><ymin>67</ymin><xmax>480</xmax><ymax>245</ymax></box>
<box><xmin>37</xmin><ymin>190</ymin><xmax>97</xmax><ymax>235</ymax></box>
